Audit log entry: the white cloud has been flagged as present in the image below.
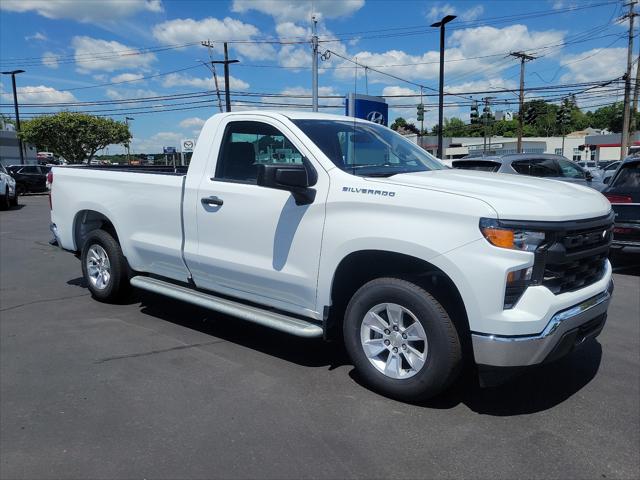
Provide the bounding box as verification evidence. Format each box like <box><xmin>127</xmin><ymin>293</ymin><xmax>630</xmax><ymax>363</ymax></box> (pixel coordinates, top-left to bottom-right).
<box><xmin>131</xmin><ymin>131</ymin><xmax>183</xmax><ymax>153</ymax></box>
<box><xmin>152</xmin><ymin>17</ymin><xmax>275</xmax><ymax>60</ymax></box>
<box><xmin>105</xmin><ymin>88</ymin><xmax>158</xmax><ymax>100</ymax></box>
<box><xmin>244</xmin><ymin>86</ymin><xmax>342</xmax><ymax>111</ymax></box>
<box><xmin>179</xmin><ymin>117</ymin><xmax>206</xmax><ymax>129</ymax></box>
<box><xmin>162</xmin><ymin>73</ymin><xmax>250</xmax><ymax>90</ymax></box>
<box><xmin>427</xmin><ymin>3</ymin><xmax>484</xmax><ymax>22</ymax></box>
<box><xmin>42</xmin><ymin>52</ymin><xmax>59</xmax><ymax>69</ymax></box>
<box><xmin>560</xmin><ymin>47</ymin><xmax>627</xmax><ymax>83</ymax></box>
<box><xmin>232</xmin><ymin>0</ymin><xmax>364</xmax><ymax>22</ymax></box>
<box><xmin>461</xmin><ymin>5</ymin><xmax>484</xmax><ymax>21</ymax></box>
<box><xmin>1</xmin><ymin>0</ymin><xmax>163</xmax><ymax>22</ymax></box>
<box><xmin>332</xmin><ymin>25</ymin><xmax>565</xmax><ymax>85</ymax></box>
<box><xmin>111</xmin><ymin>73</ymin><xmax>145</xmax><ymax>83</ymax></box>
<box><xmin>25</xmin><ymin>32</ymin><xmax>47</xmax><ymax>41</ymax></box>
<box><xmin>72</xmin><ymin>36</ymin><xmax>157</xmax><ymax>72</ymax></box>
<box><xmin>449</xmin><ymin>24</ymin><xmax>564</xmax><ymax>58</ymax></box>
<box><xmin>1</xmin><ymin>85</ymin><xmax>77</xmax><ymax>104</ymax></box>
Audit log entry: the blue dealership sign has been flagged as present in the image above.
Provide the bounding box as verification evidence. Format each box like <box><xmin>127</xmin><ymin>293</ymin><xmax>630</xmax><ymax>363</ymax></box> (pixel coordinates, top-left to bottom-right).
<box><xmin>345</xmin><ymin>93</ymin><xmax>388</xmax><ymax>126</ymax></box>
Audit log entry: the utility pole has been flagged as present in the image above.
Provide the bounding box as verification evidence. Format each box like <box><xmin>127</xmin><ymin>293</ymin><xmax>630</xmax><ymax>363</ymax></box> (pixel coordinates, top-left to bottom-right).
<box><xmin>201</xmin><ymin>40</ymin><xmax>224</xmax><ymax>113</ymax></box>
<box><xmin>311</xmin><ymin>15</ymin><xmax>319</xmax><ymax>112</ymax></box>
<box><xmin>431</xmin><ymin>14</ymin><xmax>456</xmax><ymax>160</ymax></box>
<box><xmin>630</xmin><ymin>38</ymin><xmax>640</xmax><ymax>137</ymax></box>
<box><xmin>510</xmin><ymin>52</ymin><xmax>536</xmax><ymax>154</ymax></box>
<box><xmin>201</xmin><ymin>41</ymin><xmax>238</xmax><ymax>112</ymax></box>
<box><xmin>125</xmin><ymin>117</ymin><xmax>134</xmax><ymax>165</ymax></box>
<box><xmin>1</xmin><ymin>69</ymin><xmax>25</xmax><ymax>164</ymax></box>
<box><xmin>621</xmin><ymin>1</ymin><xmax>638</xmax><ymax>158</ymax></box>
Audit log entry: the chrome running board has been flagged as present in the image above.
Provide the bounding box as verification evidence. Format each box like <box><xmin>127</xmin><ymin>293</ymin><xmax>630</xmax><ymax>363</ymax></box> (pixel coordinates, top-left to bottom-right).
<box><xmin>130</xmin><ymin>276</ymin><xmax>323</xmax><ymax>338</ymax></box>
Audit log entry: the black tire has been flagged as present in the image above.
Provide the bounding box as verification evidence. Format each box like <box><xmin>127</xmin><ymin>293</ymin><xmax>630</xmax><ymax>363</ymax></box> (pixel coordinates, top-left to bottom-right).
<box><xmin>81</xmin><ymin>229</ymin><xmax>130</xmax><ymax>302</ymax></box>
<box><xmin>10</xmin><ymin>188</ymin><xmax>18</xmax><ymax>206</ymax></box>
<box><xmin>16</xmin><ymin>183</ymin><xmax>26</xmax><ymax>196</ymax></box>
<box><xmin>0</xmin><ymin>188</ymin><xmax>9</xmax><ymax>211</ymax></box>
<box><xmin>343</xmin><ymin>277</ymin><xmax>462</xmax><ymax>402</ymax></box>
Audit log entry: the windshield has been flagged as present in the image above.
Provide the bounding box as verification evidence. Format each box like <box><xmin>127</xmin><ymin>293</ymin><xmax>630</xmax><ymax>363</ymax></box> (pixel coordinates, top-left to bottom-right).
<box><xmin>293</xmin><ymin>119</ymin><xmax>444</xmax><ymax>177</ymax></box>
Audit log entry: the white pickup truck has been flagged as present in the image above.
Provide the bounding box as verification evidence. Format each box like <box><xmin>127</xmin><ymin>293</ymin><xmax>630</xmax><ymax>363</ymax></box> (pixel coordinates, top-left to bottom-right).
<box><xmin>50</xmin><ymin>111</ymin><xmax>614</xmax><ymax>401</ymax></box>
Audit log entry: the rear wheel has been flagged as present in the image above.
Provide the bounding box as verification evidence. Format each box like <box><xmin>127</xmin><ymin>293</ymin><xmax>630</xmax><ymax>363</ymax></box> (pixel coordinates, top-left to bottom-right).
<box><xmin>343</xmin><ymin>277</ymin><xmax>462</xmax><ymax>401</ymax></box>
<box><xmin>0</xmin><ymin>188</ymin><xmax>9</xmax><ymax>210</ymax></box>
<box><xmin>81</xmin><ymin>230</ymin><xmax>130</xmax><ymax>302</ymax></box>
<box><xmin>9</xmin><ymin>187</ymin><xmax>18</xmax><ymax>206</ymax></box>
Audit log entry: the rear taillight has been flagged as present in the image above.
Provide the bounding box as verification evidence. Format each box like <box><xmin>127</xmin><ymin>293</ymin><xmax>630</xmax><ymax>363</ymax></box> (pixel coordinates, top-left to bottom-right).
<box><xmin>604</xmin><ymin>193</ymin><xmax>632</xmax><ymax>203</ymax></box>
<box><xmin>47</xmin><ymin>171</ymin><xmax>53</xmax><ymax>185</ymax></box>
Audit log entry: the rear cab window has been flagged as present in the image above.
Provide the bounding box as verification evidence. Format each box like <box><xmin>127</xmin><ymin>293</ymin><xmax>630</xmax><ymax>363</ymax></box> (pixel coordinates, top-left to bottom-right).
<box><xmin>511</xmin><ymin>158</ymin><xmax>560</xmax><ymax>177</ymax></box>
<box><xmin>452</xmin><ymin>160</ymin><xmax>501</xmax><ymax>172</ymax></box>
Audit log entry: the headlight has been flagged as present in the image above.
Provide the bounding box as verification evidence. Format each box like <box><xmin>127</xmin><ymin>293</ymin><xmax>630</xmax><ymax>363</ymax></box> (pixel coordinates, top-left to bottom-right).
<box><xmin>479</xmin><ymin>218</ymin><xmax>545</xmax><ymax>252</ymax></box>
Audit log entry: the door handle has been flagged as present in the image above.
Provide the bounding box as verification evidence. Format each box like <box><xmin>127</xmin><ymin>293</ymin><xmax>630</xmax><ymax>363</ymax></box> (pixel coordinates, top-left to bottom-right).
<box><xmin>201</xmin><ymin>195</ymin><xmax>224</xmax><ymax>207</ymax></box>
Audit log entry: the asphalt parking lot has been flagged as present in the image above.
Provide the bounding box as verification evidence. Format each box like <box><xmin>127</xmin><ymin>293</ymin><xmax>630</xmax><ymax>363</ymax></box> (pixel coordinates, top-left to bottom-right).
<box><xmin>1</xmin><ymin>195</ymin><xmax>639</xmax><ymax>480</ymax></box>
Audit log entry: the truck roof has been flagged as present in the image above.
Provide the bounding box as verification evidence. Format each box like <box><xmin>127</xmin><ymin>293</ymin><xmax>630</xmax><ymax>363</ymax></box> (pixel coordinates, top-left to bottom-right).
<box><xmin>213</xmin><ymin>110</ymin><xmax>372</xmax><ymax>123</ymax></box>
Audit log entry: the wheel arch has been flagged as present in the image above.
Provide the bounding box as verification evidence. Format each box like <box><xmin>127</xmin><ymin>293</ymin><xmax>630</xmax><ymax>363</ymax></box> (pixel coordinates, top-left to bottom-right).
<box><xmin>73</xmin><ymin>209</ymin><xmax>121</xmax><ymax>252</ymax></box>
<box><xmin>326</xmin><ymin>250</ymin><xmax>471</xmax><ymax>352</ymax></box>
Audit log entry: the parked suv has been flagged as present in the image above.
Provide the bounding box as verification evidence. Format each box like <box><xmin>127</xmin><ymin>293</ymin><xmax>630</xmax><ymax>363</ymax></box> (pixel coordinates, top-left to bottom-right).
<box><xmin>453</xmin><ymin>153</ymin><xmax>602</xmax><ymax>188</ymax></box>
<box><xmin>0</xmin><ymin>163</ymin><xmax>18</xmax><ymax>209</ymax></box>
<box><xmin>603</xmin><ymin>156</ymin><xmax>640</xmax><ymax>248</ymax></box>
<box><xmin>8</xmin><ymin>165</ymin><xmax>50</xmax><ymax>194</ymax></box>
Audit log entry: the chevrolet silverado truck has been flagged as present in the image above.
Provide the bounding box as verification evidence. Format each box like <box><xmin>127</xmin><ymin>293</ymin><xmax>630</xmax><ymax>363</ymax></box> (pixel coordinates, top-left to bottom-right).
<box><xmin>50</xmin><ymin>111</ymin><xmax>614</xmax><ymax>401</ymax></box>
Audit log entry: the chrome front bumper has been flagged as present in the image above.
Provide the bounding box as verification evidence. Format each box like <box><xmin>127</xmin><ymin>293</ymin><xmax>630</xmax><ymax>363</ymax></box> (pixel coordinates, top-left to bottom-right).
<box><xmin>472</xmin><ymin>281</ymin><xmax>613</xmax><ymax>367</ymax></box>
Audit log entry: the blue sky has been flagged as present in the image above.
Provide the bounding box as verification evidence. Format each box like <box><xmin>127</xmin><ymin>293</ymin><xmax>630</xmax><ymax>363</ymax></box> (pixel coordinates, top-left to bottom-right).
<box><xmin>0</xmin><ymin>0</ymin><xmax>632</xmax><ymax>153</ymax></box>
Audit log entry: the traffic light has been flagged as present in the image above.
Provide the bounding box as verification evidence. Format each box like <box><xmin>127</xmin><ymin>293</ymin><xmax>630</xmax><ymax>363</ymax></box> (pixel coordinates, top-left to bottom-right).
<box><xmin>470</xmin><ymin>101</ymin><xmax>479</xmax><ymax>124</ymax></box>
<box><xmin>524</xmin><ymin>105</ymin><xmax>537</xmax><ymax>124</ymax></box>
<box><xmin>417</xmin><ymin>103</ymin><xmax>424</xmax><ymax>122</ymax></box>
<box><xmin>482</xmin><ymin>104</ymin><xmax>493</xmax><ymax>124</ymax></box>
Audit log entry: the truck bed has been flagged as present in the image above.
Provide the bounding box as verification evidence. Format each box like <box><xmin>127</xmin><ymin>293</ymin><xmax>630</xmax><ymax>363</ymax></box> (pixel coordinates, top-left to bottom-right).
<box><xmin>66</xmin><ymin>165</ymin><xmax>189</xmax><ymax>176</ymax></box>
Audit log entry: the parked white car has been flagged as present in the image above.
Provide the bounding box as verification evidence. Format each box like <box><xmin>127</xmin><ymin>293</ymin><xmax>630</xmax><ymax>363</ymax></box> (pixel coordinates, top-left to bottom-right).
<box><xmin>49</xmin><ymin>111</ymin><xmax>614</xmax><ymax>401</ymax></box>
<box><xmin>0</xmin><ymin>163</ymin><xmax>18</xmax><ymax>210</ymax></box>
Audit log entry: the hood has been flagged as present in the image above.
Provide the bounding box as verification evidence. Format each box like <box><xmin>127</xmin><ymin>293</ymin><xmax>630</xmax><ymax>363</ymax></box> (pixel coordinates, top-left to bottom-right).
<box><xmin>370</xmin><ymin>169</ymin><xmax>612</xmax><ymax>221</ymax></box>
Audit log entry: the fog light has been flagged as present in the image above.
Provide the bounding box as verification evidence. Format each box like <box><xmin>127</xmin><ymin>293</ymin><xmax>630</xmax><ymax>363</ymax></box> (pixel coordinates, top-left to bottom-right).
<box><xmin>504</xmin><ymin>266</ymin><xmax>533</xmax><ymax>309</ymax></box>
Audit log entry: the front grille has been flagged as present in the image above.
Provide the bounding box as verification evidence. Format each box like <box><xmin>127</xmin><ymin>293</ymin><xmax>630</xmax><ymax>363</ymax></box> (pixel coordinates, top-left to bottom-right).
<box><xmin>542</xmin><ymin>251</ymin><xmax>608</xmax><ymax>294</ymax></box>
<box><xmin>540</xmin><ymin>223</ymin><xmax>612</xmax><ymax>295</ymax></box>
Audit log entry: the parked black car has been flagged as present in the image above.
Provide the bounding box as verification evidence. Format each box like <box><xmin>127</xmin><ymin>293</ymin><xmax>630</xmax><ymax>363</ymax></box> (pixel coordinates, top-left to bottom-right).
<box><xmin>603</xmin><ymin>157</ymin><xmax>640</xmax><ymax>249</ymax></box>
<box><xmin>452</xmin><ymin>153</ymin><xmax>603</xmax><ymax>189</ymax></box>
<box><xmin>7</xmin><ymin>165</ymin><xmax>51</xmax><ymax>194</ymax></box>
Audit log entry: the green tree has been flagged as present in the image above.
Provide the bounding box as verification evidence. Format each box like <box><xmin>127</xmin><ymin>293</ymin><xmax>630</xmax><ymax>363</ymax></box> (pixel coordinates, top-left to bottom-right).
<box><xmin>587</xmin><ymin>102</ymin><xmax>624</xmax><ymax>132</ymax></box>
<box><xmin>19</xmin><ymin>112</ymin><xmax>131</xmax><ymax>164</ymax></box>
<box><xmin>442</xmin><ymin>117</ymin><xmax>468</xmax><ymax>136</ymax></box>
<box><xmin>390</xmin><ymin>117</ymin><xmax>408</xmax><ymax>131</ymax></box>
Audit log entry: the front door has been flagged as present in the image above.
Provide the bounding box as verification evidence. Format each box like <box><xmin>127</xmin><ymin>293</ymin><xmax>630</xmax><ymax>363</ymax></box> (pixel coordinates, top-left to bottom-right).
<box><xmin>188</xmin><ymin>118</ymin><xmax>328</xmax><ymax>317</ymax></box>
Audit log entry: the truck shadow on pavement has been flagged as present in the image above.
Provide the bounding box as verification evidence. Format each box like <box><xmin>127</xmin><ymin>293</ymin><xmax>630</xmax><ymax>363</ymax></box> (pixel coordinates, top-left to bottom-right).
<box><xmin>420</xmin><ymin>340</ymin><xmax>602</xmax><ymax>415</ymax></box>
<box><xmin>134</xmin><ymin>290</ymin><xmax>349</xmax><ymax>370</ymax></box>
<box><xmin>131</xmin><ymin>289</ymin><xmax>602</xmax><ymax>416</ymax></box>
<box><xmin>610</xmin><ymin>249</ymin><xmax>640</xmax><ymax>276</ymax></box>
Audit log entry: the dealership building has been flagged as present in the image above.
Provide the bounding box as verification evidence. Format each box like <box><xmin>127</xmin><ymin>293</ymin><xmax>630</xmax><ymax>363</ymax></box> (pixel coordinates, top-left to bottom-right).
<box><xmin>409</xmin><ymin>128</ymin><xmax>640</xmax><ymax>162</ymax></box>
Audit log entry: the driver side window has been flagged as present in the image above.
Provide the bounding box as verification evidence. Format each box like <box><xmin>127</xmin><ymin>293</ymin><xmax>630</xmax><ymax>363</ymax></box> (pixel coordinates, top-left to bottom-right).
<box><xmin>215</xmin><ymin>121</ymin><xmax>303</xmax><ymax>183</ymax></box>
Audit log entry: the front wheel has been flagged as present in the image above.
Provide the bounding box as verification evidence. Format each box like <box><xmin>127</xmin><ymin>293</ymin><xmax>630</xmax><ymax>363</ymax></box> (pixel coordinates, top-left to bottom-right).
<box><xmin>343</xmin><ymin>277</ymin><xmax>462</xmax><ymax>402</ymax></box>
<box><xmin>81</xmin><ymin>230</ymin><xmax>130</xmax><ymax>302</ymax></box>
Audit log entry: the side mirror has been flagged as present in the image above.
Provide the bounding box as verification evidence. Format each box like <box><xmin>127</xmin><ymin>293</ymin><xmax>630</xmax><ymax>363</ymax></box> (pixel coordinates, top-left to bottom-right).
<box><xmin>585</xmin><ymin>170</ymin><xmax>593</xmax><ymax>181</ymax></box>
<box><xmin>603</xmin><ymin>176</ymin><xmax>611</xmax><ymax>184</ymax></box>
<box><xmin>257</xmin><ymin>162</ymin><xmax>317</xmax><ymax>205</ymax></box>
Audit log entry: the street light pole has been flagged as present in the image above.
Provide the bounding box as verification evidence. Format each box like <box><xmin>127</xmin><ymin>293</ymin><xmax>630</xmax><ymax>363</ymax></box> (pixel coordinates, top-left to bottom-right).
<box><xmin>431</xmin><ymin>15</ymin><xmax>456</xmax><ymax>160</ymax></box>
<box><xmin>1</xmin><ymin>69</ymin><xmax>25</xmax><ymax>164</ymax></box>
